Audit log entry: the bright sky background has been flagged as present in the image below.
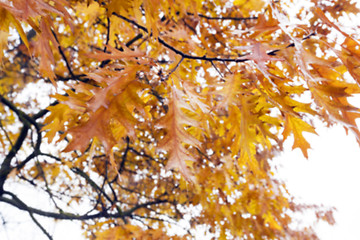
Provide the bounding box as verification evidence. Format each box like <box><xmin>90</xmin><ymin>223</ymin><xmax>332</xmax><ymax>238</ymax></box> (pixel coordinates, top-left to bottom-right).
<box><xmin>1</xmin><ymin>121</ymin><xmax>360</xmax><ymax>239</ymax></box>
<box><xmin>1</xmin><ymin>1</ymin><xmax>360</xmax><ymax>239</ymax></box>
<box><xmin>1</xmin><ymin>71</ymin><xmax>360</xmax><ymax>239</ymax></box>
<box><xmin>274</xmin><ymin>120</ymin><xmax>360</xmax><ymax>240</ymax></box>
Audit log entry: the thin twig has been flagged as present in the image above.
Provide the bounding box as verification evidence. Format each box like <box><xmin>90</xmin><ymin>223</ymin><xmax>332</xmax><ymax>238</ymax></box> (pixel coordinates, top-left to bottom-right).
<box><xmin>71</xmin><ymin>167</ymin><xmax>115</xmax><ymax>206</ymax></box>
<box><xmin>0</xmin><ymin>119</ymin><xmax>14</xmax><ymax>147</ymax></box>
<box><xmin>119</xmin><ymin>136</ymin><xmax>130</xmax><ymax>173</ymax></box>
<box><xmin>35</xmin><ymin>159</ymin><xmax>63</xmax><ymax>211</ymax></box>
<box><xmin>112</xmin><ymin>13</ymin><xmax>316</xmax><ymax>64</ymax></box>
<box><xmin>163</xmin><ymin>57</ymin><xmax>184</xmax><ymax>81</ymax></box>
<box><xmin>51</xmin><ymin>30</ymin><xmax>76</xmax><ymax>79</ymax></box>
<box><xmin>210</xmin><ymin>60</ymin><xmax>224</xmax><ymax>78</ymax></box>
<box><xmin>100</xmin><ymin>17</ymin><xmax>111</xmax><ymax>68</ymax></box>
<box><xmin>28</xmin><ymin>211</ymin><xmax>53</xmax><ymax>240</ymax></box>
<box><xmin>188</xmin><ymin>12</ymin><xmax>258</xmax><ymax>21</ymax></box>
<box><xmin>112</xmin><ymin>13</ymin><xmax>148</xmax><ymax>32</ymax></box>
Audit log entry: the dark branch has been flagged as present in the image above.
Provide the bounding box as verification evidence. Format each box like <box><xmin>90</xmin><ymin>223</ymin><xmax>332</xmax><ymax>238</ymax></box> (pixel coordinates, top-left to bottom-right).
<box><xmin>28</xmin><ymin>210</ymin><xmax>53</xmax><ymax>240</ymax></box>
<box><xmin>194</xmin><ymin>13</ymin><xmax>258</xmax><ymax>21</ymax></box>
<box><xmin>163</xmin><ymin>57</ymin><xmax>184</xmax><ymax>81</ymax></box>
<box><xmin>113</xmin><ymin>13</ymin><xmax>316</xmax><ymax>64</ymax></box>
<box><xmin>112</xmin><ymin>13</ymin><xmax>148</xmax><ymax>32</ymax></box>
<box><xmin>0</xmin><ymin>95</ymin><xmax>44</xmax><ymax>184</ymax></box>
<box><xmin>0</xmin><ymin>191</ymin><xmax>169</xmax><ymax>221</ymax></box>
<box><xmin>158</xmin><ymin>37</ymin><xmax>249</xmax><ymax>62</ymax></box>
<box><xmin>0</xmin><ymin>125</ymin><xmax>29</xmax><ymax>194</ymax></box>
<box><xmin>71</xmin><ymin>167</ymin><xmax>115</xmax><ymax>207</ymax></box>
<box><xmin>51</xmin><ymin>30</ymin><xmax>76</xmax><ymax>79</ymax></box>
<box><xmin>100</xmin><ymin>17</ymin><xmax>111</xmax><ymax>68</ymax></box>
<box><xmin>119</xmin><ymin>137</ymin><xmax>130</xmax><ymax>174</ymax></box>
<box><xmin>32</xmin><ymin>100</ymin><xmax>59</xmax><ymax>120</ymax></box>
<box><xmin>0</xmin><ymin>94</ymin><xmax>40</xmax><ymax>129</ymax></box>
<box><xmin>126</xmin><ymin>33</ymin><xmax>143</xmax><ymax>48</ymax></box>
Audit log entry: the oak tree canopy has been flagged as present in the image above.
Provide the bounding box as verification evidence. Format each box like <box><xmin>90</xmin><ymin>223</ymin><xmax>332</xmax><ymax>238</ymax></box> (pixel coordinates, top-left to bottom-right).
<box><xmin>0</xmin><ymin>0</ymin><xmax>359</xmax><ymax>239</ymax></box>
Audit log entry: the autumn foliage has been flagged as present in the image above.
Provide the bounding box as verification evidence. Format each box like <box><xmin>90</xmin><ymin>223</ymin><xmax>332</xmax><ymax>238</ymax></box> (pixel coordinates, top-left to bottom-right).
<box><xmin>0</xmin><ymin>0</ymin><xmax>359</xmax><ymax>239</ymax></box>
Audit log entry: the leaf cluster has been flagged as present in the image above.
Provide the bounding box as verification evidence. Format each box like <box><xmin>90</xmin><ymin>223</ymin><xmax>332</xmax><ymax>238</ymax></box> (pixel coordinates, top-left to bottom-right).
<box><xmin>0</xmin><ymin>0</ymin><xmax>359</xmax><ymax>239</ymax></box>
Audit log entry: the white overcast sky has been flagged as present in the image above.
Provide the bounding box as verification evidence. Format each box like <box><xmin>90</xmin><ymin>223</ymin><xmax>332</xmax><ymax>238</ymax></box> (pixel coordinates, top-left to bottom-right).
<box><xmin>274</xmin><ymin>120</ymin><xmax>360</xmax><ymax>240</ymax></box>
<box><xmin>1</xmin><ymin>68</ymin><xmax>360</xmax><ymax>239</ymax></box>
<box><xmin>1</xmin><ymin>1</ymin><xmax>360</xmax><ymax>239</ymax></box>
<box><xmin>1</xmin><ymin>120</ymin><xmax>360</xmax><ymax>240</ymax></box>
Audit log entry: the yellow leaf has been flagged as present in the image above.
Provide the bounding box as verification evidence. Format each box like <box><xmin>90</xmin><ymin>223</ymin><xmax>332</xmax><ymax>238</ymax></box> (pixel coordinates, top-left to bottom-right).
<box><xmin>283</xmin><ymin>115</ymin><xmax>317</xmax><ymax>158</ymax></box>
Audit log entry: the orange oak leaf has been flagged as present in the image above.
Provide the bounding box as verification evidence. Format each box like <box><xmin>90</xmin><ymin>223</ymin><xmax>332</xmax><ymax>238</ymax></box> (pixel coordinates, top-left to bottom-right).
<box><xmin>283</xmin><ymin>115</ymin><xmax>317</xmax><ymax>158</ymax></box>
<box><xmin>156</xmin><ymin>85</ymin><xmax>201</xmax><ymax>181</ymax></box>
<box><xmin>64</xmin><ymin>107</ymin><xmax>117</xmax><ymax>153</ymax></box>
<box><xmin>86</xmin><ymin>44</ymin><xmax>147</xmax><ymax>64</ymax></box>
